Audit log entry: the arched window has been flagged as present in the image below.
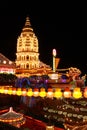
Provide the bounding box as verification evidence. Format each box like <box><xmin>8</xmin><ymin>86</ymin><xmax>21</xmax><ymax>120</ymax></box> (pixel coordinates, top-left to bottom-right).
<box><xmin>26</xmin><ymin>55</ymin><xmax>29</xmax><ymax>60</ymax></box>
<box><xmin>22</xmin><ymin>56</ymin><xmax>23</xmax><ymax>60</ymax></box>
<box><xmin>22</xmin><ymin>48</ymin><xmax>24</xmax><ymax>51</ymax></box>
<box><xmin>23</xmin><ymin>64</ymin><xmax>25</xmax><ymax>69</ymax></box>
<box><xmin>24</xmin><ymin>56</ymin><xmax>25</xmax><ymax>60</ymax></box>
<box><xmin>26</xmin><ymin>64</ymin><xmax>29</xmax><ymax>69</ymax></box>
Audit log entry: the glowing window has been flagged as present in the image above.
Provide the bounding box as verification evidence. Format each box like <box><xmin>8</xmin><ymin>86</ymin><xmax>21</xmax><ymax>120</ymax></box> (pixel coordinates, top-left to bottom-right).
<box><xmin>3</xmin><ymin>60</ymin><xmax>6</xmax><ymax>64</ymax></box>
<box><xmin>9</xmin><ymin>61</ymin><xmax>12</xmax><ymax>64</ymax></box>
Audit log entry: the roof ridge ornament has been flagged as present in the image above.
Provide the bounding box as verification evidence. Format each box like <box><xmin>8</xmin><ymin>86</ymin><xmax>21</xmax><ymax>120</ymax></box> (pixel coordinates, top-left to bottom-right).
<box><xmin>9</xmin><ymin>107</ymin><xmax>13</xmax><ymax>112</ymax></box>
<box><xmin>25</xmin><ymin>16</ymin><xmax>31</xmax><ymax>26</ymax></box>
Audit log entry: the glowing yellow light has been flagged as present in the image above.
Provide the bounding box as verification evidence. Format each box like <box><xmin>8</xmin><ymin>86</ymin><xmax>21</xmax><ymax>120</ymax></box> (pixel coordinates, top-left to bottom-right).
<box><xmin>0</xmin><ymin>87</ymin><xmax>4</xmax><ymax>94</ymax></box>
<box><xmin>39</xmin><ymin>88</ymin><xmax>46</xmax><ymax>98</ymax></box>
<box><xmin>73</xmin><ymin>87</ymin><xmax>82</xmax><ymax>99</ymax></box>
<box><xmin>63</xmin><ymin>87</ymin><xmax>72</xmax><ymax>98</ymax></box>
<box><xmin>16</xmin><ymin>88</ymin><xmax>22</xmax><ymax>96</ymax></box>
<box><xmin>8</xmin><ymin>87</ymin><xmax>13</xmax><ymax>95</ymax></box>
<box><xmin>33</xmin><ymin>88</ymin><xmax>39</xmax><ymax>97</ymax></box>
<box><xmin>12</xmin><ymin>87</ymin><xmax>17</xmax><ymax>95</ymax></box>
<box><xmin>54</xmin><ymin>88</ymin><xmax>62</xmax><ymax>98</ymax></box>
<box><xmin>83</xmin><ymin>87</ymin><xmax>87</xmax><ymax>98</ymax></box>
<box><xmin>27</xmin><ymin>88</ymin><xmax>33</xmax><ymax>96</ymax></box>
<box><xmin>4</xmin><ymin>87</ymin><xmax>8</xmax><ymax>94</ymax></box>
<box><xmin>47</xmin><ymin>88</ymin><xmax>54</xmax><ymax>98</ymax></box>
<box><xmin>22</xmin><ymin>88</ymin><xmax>27</xmax><ymax>96</ymax></box>
<box><xmin>52</xmin><ymin>49</ymin><xmax>56</xmax><ymax>57</ymax></box>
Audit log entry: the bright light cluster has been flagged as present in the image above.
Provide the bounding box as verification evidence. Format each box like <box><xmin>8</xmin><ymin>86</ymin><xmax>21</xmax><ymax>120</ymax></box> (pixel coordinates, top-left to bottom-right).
<box><xmin>0</xmin><ymin>86</ymin><xmax>87</xmax><ymax>99</ymax></box>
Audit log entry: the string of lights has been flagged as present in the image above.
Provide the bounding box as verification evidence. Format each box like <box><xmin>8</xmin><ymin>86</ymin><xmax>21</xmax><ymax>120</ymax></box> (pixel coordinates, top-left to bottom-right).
<box><xmin>0</xmin><ymin>86</ymin><xmax>87</xmax><ymax>99</ymax></box>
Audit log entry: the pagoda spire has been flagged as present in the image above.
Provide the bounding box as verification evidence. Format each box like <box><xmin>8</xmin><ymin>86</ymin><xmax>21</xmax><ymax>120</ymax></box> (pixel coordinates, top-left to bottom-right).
<box><xmin>25</xmin><ymin>16</ymin><xmax>31</xmax><ymax>27</ymax></box>
<box><xmin>22</xmin><ymin>16</ymin><xmax>33</xmax><ymax>32</ymax></box>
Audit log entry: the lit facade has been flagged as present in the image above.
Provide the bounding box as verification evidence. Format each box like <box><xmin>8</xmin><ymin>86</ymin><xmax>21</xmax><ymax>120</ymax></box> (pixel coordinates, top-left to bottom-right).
<box><xmin>15</xmin><ymin>17</ymin><xmax>39</xmax><ymax>70</ymax></box>
<box><xmin>0</xmin><ymin>107</ymin><xmax>26</xmax><ymax>128</ymax></box>
<box><xmin>15</xmin><ymin>17</ymin><xmax>52</xmax><ymax>76</ymax></box>
<box><xmin>0</xmin><ymin>53</ymin><xmax>15</xmax><ymax>74</ymax></box>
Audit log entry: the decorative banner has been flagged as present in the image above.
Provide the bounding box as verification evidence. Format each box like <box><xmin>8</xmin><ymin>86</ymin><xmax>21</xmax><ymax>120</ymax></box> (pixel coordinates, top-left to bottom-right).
<box><xmin>55</xmin><ymin>58</ymin><xmax>60</xmax><ymax>69</ymax></box>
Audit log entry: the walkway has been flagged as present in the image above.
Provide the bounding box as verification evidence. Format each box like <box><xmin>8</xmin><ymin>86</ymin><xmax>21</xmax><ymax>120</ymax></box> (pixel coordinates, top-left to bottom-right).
<box><xmin>22</xmin><ymin>115</ymin><xmax>64</xmax><ymax>130</ymax></box>
<box><xmin>0</xmin><ymin>109</ymin><xmax>64</xmax><ymax>130</ymax></box>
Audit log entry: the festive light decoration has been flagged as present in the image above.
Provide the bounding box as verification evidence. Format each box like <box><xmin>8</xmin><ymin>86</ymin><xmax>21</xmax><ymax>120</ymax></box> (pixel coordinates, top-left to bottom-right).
<box><xmin>33</xmin><ymin>88</ymin><xmax>39</xmax><ymax>97</ymax></box>
<box><xmin>83</xmin><ymin>87</ymin><xmax>87</xmax><ymax>98</ymax></box>
<box><xmin>73</xmin><ymin>87</ymin><xmax>82</xmax><ymax>99</ymax></box>
<box><xmin>12</xmin><ymin>87</ymin><xmax>17</xmax><ymax>95</ymax></box>
<box><xmin>8</xmin><ymin>87</ymin><xmax>13</xmax><ymax>95</ymax></box>
<box><xmin>27</xmin><ymin>88</ymin><xmax>33</xmax><ymax>96</ymax></box>
<box><xmin>22</xmin><ymin>88</ymin><xmax>27</xmax><ymax>96</ymax></box>
<box><xmin>63</xmin><ymin>87</ymin><xmax>72</xmax><ymax>98</ymax></box>
<box><xmin>46</xmin><ymin>125</ymin><xmax>54</xmax><ymax>130</ymax></box>
<box><xmin>52</xmin><ymin>49</ymin><xmax>57</xmax><ymax>57</ymax></box>
<box><xmin>47</xmin><ymin>88</ymin><xmax>54</xmax><ymax>98</ymax></box>
<box><xmin>39</xmin><ymin>88</ymin><xmax>46</xmax><ymax>98</ymax></box>
<box><xmin>53</xmin><ymin>88</ymin><xmax>62</xmax><ymax>98</ymax></box>
<box><xmin>0</xmin><ymin>87</ymin><xmax>4</xmax><ymax>94</ymax></box>
<box><xmin>16</xmin><ymin>88</ymin><xmax>22</xmax><ymax>96</ymax></box>
<box><xmin>1</xmin><ymin>86</ymin><xmax>87</xmax><ymax>99</ymax></box>
<box><xmin>52</xmin><ymin>49</ymin><xmax>57</xmax><ymax>72</ymax></box>
<box><xmin>4</xmin><ymin>87</ymin><xmax>8</xmax><ymax>94</ymax></box>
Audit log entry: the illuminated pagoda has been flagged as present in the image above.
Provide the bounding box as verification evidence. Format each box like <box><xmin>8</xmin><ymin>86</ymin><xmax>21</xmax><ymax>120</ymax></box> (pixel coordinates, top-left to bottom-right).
<box><xmin>15</xmin><ymin>16</ymin><xmax>52</xmax><ymax>76</ymax></box>
<box><xmin>0</xmin><ymin>107</ymin><xmax>26</xmax><ymax>128</ymax></box>
<box><xmin>0</xmin><ymin>53</ymin><xmax>15</xmax><ymax>74</ymax></box>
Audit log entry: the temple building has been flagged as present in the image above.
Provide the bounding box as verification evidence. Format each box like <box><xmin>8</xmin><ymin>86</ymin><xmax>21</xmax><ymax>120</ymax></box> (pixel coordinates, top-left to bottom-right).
<box><xmin>0</xmin><ymin>53</ymin><xmax>15</xmax><ymax>74</ymax></box>
<box><xmin>0</xmin><ymin>107</ymin><xmax>26</xmax><ymax>128</ymax></box>
<box><xmin>15</xmin><ymin>17</ymin><xmax>52</xmax><ymax>77</ymax></box>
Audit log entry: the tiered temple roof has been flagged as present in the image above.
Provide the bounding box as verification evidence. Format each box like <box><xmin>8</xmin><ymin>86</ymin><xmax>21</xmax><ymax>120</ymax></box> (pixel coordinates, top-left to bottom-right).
<box><xmin>15</xmin><ymin>16</ymin><xmax>52</xmax><ymax>76</ymax></box>
<box><xmin>0</xmin><ymin>107</ymin><xmax>26</xmax><ymax>128</ymax></box>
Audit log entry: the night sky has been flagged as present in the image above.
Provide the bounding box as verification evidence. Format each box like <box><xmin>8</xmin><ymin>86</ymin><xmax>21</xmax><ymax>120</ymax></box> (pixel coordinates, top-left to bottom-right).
<box><xmin>0</xmin><ymin>3</ymin><xmax>86</xmax><ymax>74</ymax></box>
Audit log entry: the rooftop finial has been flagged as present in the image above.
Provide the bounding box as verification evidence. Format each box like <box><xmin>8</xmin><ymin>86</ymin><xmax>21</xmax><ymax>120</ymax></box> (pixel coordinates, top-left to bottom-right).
<box><xmin>22</xmin><ymin>16</ymin><xmax>33</xmax><ymax>32</ymax></box>
<box><xmin>25</xmin><ymin>16</ymin><xmax>31</xmax><ymax>26</ymax></box>
<box><xmin>9</xmin><ymin>107</ymin><xmax>13</xmax><ymax>112</ymax></box>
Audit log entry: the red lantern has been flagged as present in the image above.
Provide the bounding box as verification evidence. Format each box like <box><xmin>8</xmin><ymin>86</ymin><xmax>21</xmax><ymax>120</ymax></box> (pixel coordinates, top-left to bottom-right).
<box><xmin>84</xmin><ymin>87</ymin><xmax>87</xmax><ymax>98</ymax></box>
<box><xmin>22</xmin><ymin>88</ymin><xmax>27</xmax><ymax>96</ymax></box>
<box><xmin>4</xmin><ymin>87</ymin><xmax>8</xmax><ymax>94</ymax></box>
<box><xmin>63</xmin><ymin>87</ymin><xmax>72</xmax><ymax>98</ymax></box>
<box><xmin>54</xmin><ymin>88</ymin><xmax>62</xmax><ymax>98</ymax></box>
<box><xmin>0</xmin><ymin>86</ymin><xmax>4</xmax><ymax>94</ymax></box>
<box><xmin>12</xmin><ymin>87</ymin><xmax>17</xmax><ymax>95</ymax></box>
<box><xmin>47</xmin><ymin>88</ymin><xmax>53</xmax><ymax>98</ymax></box>
<box><xmin>33</xmin><ymin>88</ymin><xmax>39</xmax><ymax>97</ymax></box>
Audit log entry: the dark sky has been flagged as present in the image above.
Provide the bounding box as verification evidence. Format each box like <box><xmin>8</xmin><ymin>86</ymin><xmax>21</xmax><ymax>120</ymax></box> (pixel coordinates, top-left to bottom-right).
<box><xmin>0</xmin><ymin>3</ymin><xmax>86</xmax><ymax>74</ymax></box>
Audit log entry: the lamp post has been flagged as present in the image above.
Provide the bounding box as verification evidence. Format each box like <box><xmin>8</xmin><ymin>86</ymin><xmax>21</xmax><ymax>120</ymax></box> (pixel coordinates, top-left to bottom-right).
<box><xmin>52</xmin><ymin>49</ymin><xmax>56</xmax><ymax>73</ymax></box>
<box><xmin>46</xmin><ymin>125</ymin><xmax>54</xmax><ymax>130</ymax></box>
